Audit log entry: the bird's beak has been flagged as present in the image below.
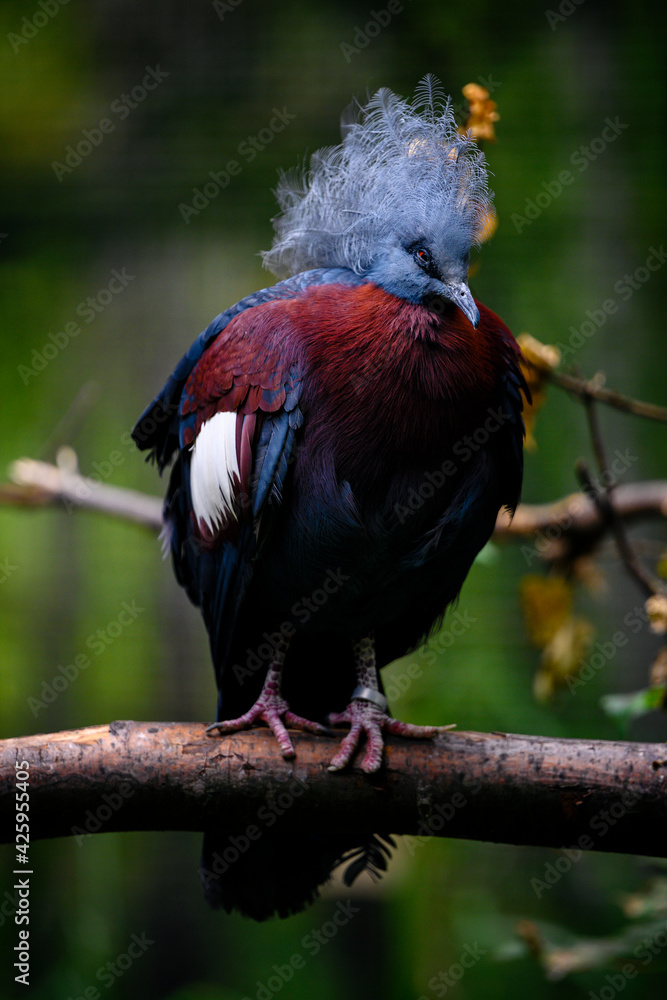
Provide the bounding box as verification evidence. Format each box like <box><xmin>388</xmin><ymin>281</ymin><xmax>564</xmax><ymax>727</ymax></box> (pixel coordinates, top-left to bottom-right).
<box><xmin>447</xmin><ymin>281</ymin><xmax>479</xmax><ymax>328</ymax></box>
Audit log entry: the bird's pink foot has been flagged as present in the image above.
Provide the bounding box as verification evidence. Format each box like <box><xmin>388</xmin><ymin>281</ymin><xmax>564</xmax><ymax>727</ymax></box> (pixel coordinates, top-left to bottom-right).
<box><xmin>207</xmin><ymin>695</ymin><xmax>328</xmax><ymax>759</ymax></box>
<box><xmin>206</xmin><ymin>658</ymin><xmax>328</xmax><ymax>759</ymax></box>
<box><xmin>326</xmin><ymin>698</ymin><xmax>449</xmax><ymax>774</ymax></box>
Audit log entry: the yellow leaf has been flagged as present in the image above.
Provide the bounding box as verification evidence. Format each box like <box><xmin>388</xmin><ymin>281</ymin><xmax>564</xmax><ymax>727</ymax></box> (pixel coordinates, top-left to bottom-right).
<box><xmin>646</xmin><ymin>594</ymin><xmax>667</xmax><ymax>635</ymax></box>
<box><xmin>517</xmin><ymin>334</ymin><xmax>561</xmax><ymax>450</ymax></box>
<box><xmin>459</xmin><ymin>83</ymin><xmax>499</xmax><ymax>143</ymax></box>
<box><xmin>521</xmin><ymin>575</ymin><xmax>594</xmax><ymax>700</ymax></box>
<box><xmin>650</xmin><ymin>647</ymin><xmax>667</xmax><ymax>687</ymax></box>
<box><xmin>656</xmin><ymin>549</ymin><xmax>667</xmax><ymax>580</ymax></box>
<box><xmin>533</xmin><ymin>617</ymin><xmax>595</xmax><ymax>701</ymax></box>
<box><xmin>520</xmin><ymin>574</ymin><xmax>572</xmax><ymax>646</ymax></box>
<box><xmin>475</xmin><ymin>204</ymin><xmax>497</xmax><ymax>246</ymax></box>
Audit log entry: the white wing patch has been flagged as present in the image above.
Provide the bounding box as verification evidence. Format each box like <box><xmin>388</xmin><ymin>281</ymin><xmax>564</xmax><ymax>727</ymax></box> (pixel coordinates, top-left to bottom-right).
<box><xmin>190</xmin><ymin>411</ymin><xmax>240</xmax><ymax>532</ymax></box>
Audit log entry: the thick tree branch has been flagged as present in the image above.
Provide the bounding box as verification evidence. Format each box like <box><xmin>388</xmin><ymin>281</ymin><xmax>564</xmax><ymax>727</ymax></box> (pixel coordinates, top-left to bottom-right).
<box><xmin>495</xmin><ymin>480</ymin><xmax>667</xmax><ymax>533</ymax></box>
<box><xmin>494</xmin><ymin>480</ymin><xmax>667</xmax><ymax>576</ymax></box>
<box><xmin>3</xmin><ymin>457</ymin><xmax>666</xmax><ymax>555</ymax></box>
<box><xmin>2</xmin><ymin>458</ymin><xmax>163</xmax><ymax>530</ymax></box>
<box><xmin>2</xmin><ymin>722</ymin><xmax>666</xmax><ymax>856</ymax></box>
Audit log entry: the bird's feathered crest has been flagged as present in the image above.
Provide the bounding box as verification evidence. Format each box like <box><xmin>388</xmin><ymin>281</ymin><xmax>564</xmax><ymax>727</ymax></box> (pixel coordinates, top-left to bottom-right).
<box><xmin>262</xmin><ymin>75</ymin><xmax>492</xmax><ymax>278</ymax></box>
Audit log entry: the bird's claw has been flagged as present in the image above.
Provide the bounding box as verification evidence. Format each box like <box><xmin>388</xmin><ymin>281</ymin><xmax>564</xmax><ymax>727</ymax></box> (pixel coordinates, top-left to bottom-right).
<box><xmin>207</xmin><ymin>696</ymin><xmax>329</xmax><ymax>760</ymax></box>
<box><xmin>326</xmin><ymin>699</ymin><xmax>453</xmax><ymax>773</ymax></box>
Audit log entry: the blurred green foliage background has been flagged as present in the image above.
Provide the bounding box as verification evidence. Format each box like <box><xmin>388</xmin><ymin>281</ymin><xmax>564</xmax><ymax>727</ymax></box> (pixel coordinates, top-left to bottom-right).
<box><xmin>0</xmin><ymin>0</ymin><xmax>666</xmax><ymax>997</ymax></box>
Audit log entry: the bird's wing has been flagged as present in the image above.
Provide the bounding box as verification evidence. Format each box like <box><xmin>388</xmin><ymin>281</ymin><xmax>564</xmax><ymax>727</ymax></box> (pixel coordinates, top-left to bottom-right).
<box><xmin>169</xmin><ymin>331</ymin><xmax>303</xmax><ymax>682</ymax></box>
<box><xmin>131</xmin><ymin>267</ymin><xmax>358</xmax><ymax>471</ymax></box>
<box><xmin>132</xmin><ymin>268</ymin><xmax>363</xmax><ymax>690</ymax></box>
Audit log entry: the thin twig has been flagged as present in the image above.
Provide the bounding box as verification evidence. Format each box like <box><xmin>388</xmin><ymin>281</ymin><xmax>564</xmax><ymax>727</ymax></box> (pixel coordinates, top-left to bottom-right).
<box><xmin>576</xmin><ymin>461</ymin><xmax>661</xmax><ymax>598</ymax></box>
<box><xmin>577</xmin><ymin>398</ymin><xmax>664</xmax><ymax>596</ymax></box>
<box><xmin>36</xmin><ymin>381</ymin><xmax>101</xmax><ymax>462</ymax></box>
<box><xmin>523</xmin><ymin>360</ymin><xmax>667</xmax><ymax>424</ymax></box>
<box><xmin>581</xmin><ymin>394</ymin><xmax>612</xmax><ymax>490</ymax></box>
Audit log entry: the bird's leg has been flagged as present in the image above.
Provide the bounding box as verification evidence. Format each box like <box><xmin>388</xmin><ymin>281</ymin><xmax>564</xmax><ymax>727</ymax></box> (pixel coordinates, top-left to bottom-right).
<box><xmin>206</xmin><ymin>636</ymin><xmax>329</xmax><ymax>759</ymax></box>
<box><xmin>327</xmin><ymin>633</ymin><xmax>452</xmax><ymax>773</ymax></box>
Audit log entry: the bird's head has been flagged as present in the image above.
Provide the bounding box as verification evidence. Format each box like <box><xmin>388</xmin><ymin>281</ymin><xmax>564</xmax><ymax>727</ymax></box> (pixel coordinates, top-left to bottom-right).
<box><xmin>364</xmin><ymin>226</ymin><xmax>479</xmax><ymax>328</ymax></box>
<box><xmin>262</xmin><ymin>75</ymin><xmax>490</xmax><ymax>329</ymax></box>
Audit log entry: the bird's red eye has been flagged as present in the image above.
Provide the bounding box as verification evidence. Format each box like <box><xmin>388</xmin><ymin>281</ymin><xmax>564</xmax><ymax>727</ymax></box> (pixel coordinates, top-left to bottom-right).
<box><xmin>413</xmin><ymin>247</ymin><xmax>432</xmax><ymax>269</ymax></box>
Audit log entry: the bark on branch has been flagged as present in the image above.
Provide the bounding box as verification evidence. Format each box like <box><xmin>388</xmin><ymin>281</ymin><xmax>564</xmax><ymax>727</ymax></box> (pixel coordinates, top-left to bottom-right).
<box><xmin>2</xmin><ymin>722</ymin><xmax>666</xmax><ymax>856</ymax></box>
<box><xmin>3</xmin><ymin>458</ymin><xmax>666</xmax><ymax>562</ymax></box>
<box><xmin>2</xmin><ymin>458</ymin><xmax>163</xmax><ymax>530</ymax></box>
